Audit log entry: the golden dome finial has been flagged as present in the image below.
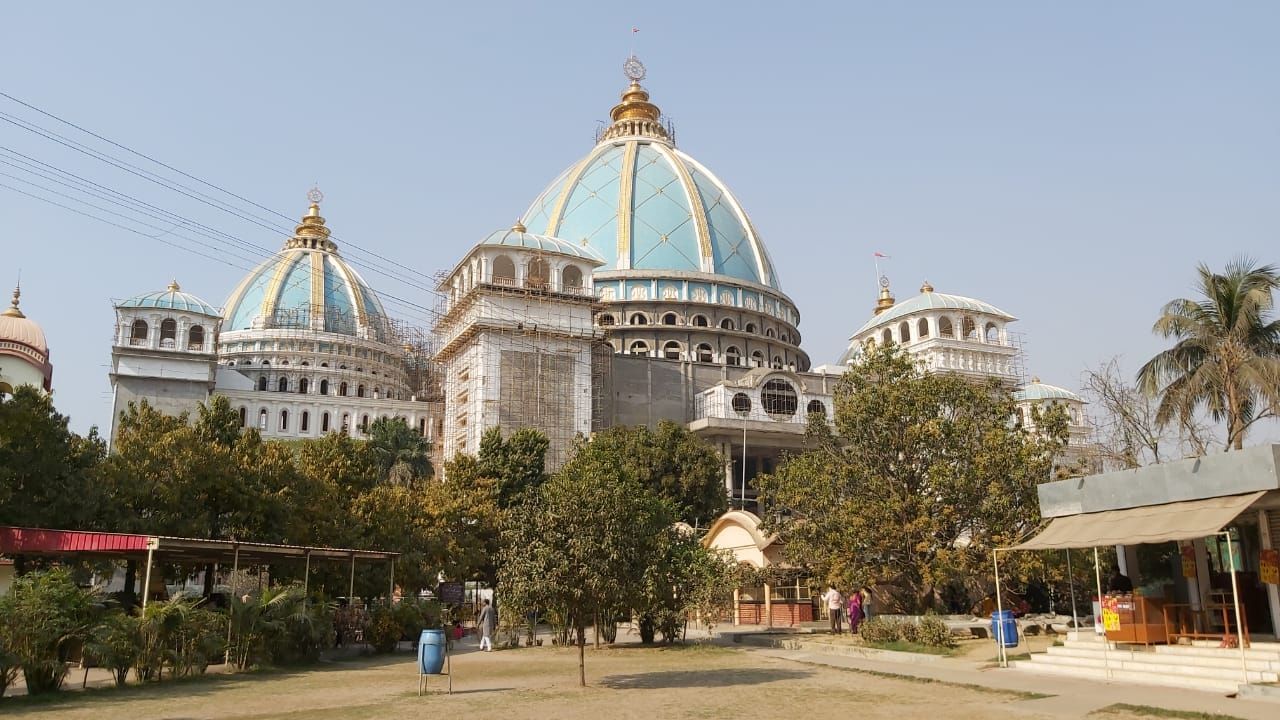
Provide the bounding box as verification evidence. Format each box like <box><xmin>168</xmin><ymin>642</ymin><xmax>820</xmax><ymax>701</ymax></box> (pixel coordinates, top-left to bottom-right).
<box><xmin>167</xmin><ymin>279</ymin><xmax>181</xmax><ymax>293</ymax></box>
<box><xmin>1032</xmin><ymin>376</ymin><xmax>1041</xmax><ymax>384</ymax></box>
<box><xmin>873</xmin><ymin>275</ymin><xmax>895</xmax><ymax>315</ymax></box>
<box><xmin>601</xmin><ymin>56</ymin><xmax>669</xmax><ymax>143</ymax></box>
<box><xmin>512</xmin><ymin>220</ymin><xmax>527</xmax><ymax>234</ymax></box>
<box><xmin>2</xmin><ymin>283</ymin><xmax>22</xmax><ymax>319</ymax></box>
<box><xmin>286</xmin><ymin>189</ymin><xmax>335</xmax><ymax>251</ymax></box>
<box><xmin>920</xmin><ymin>280</ymin><xmax>934</xmax><ymax>293</ymax></box>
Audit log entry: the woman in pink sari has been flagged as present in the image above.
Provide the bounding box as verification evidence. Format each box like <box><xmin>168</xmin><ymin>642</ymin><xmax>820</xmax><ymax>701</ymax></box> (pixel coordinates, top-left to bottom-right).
<box><xmin>847</xmin><ymin>589</ymin><xmax>863</xmax><ymax>634</ymax></box>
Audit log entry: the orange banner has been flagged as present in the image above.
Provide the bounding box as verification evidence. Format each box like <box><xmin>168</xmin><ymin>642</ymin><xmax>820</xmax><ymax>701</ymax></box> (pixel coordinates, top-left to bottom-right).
<box><xmin>1181</xmin><ymin>545</ymin><xmax>1197</xmax><ymax>579</ymax></box>
<box><xmin>1261</xmin><ymin>549</ymin><xmax>1279</xmax><ymax>585</ymax></box>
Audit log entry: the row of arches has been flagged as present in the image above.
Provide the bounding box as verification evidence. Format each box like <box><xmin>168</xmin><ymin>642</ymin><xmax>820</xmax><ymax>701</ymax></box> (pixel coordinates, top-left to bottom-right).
<box><xmin>596</xmin><ymin>285</ymin><xmax>798</xmax><ymax>325</ymax></box>
<box><xmin>238</xmin><ymin>406</ymin><xmax>428</xmax><ymax>436</ymax></box>
<box><xmin>600</xmin><ymin>312</ymin><xmax>795</xmax><ymax>343</ymax></box>
<box><xmin>624</xmin><ymin>340</ymin><xmax>791</xmax><ymax>369</ymax></box>
<box><xmin>128</xmin><ymin>318</ymin><xmax>206</xmax><ymax>351</ymax></box>
<box><xmin>451</xmin><ymin>253</ymin><xmax>591</xmax><ymax>307</ymax></box>
<box><xmin>253</xmin><ymin>376</ymin><xmax>395</xmax><ymax>399</ymax></box>
<box><xmin>876</xmin><ymin>315</ymin><xmax>1004</xmax><ymax>346</ymax></box>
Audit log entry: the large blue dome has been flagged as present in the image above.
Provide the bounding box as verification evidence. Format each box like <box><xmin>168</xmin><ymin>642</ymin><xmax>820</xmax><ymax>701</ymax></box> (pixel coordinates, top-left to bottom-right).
<box><xmin>222</xmin><ymin>202</ymin><xmax>391</xmax><ymax>342</ymax></box>
<box><xmin>520</xmin><ymin>80</ymin><xmax>780</xmax><ymax>290</ymax></box>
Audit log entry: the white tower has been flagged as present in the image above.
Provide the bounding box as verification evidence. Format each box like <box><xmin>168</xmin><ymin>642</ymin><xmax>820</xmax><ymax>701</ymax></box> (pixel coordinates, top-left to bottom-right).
<box><xmin>0</xmin><ymin>284</ymin><xmax>53</xmax><ymax>396</ymax></box>
<box><xmin>109</xmin><ymin>281</ymin><xmax>221</xmax><ymax>440</ymax></box>
<box><xmin>435</xmin><ymin>224</ymin><xmax>605</xmax><ymax>470</ymax></box>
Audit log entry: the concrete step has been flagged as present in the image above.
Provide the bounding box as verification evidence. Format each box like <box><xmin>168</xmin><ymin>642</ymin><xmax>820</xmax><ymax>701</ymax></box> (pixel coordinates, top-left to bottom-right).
<box><xmin>1026</xmin><ymin>652</ymin><xmax>1278</xmax><ymax>683</ymax></box>
<box><xmin>1009</xmin><ymin>660</ymin><xmax>1243</xmax><ymax>694</ymax></box>
<box><xmin>1155</xmin><ymin>644</ymin><xmax>1280</xmax><ymax>664</ymax></box>
<box><xmin>1050</xmin><ymin>645</ymin><xmax>1280</xmax><ymax>671</ymax></box>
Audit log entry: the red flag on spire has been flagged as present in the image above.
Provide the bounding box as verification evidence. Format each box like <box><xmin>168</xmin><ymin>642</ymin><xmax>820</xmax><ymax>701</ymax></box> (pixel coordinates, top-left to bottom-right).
<box><xmin>874</xmin><ymin>252</ymin><xmax>890</xmax><ymax>258</ymax></box>
<box><xmin>632</xmin><ymin>27</ymin><xmax>639</xmax><ymax>33</ymax></box>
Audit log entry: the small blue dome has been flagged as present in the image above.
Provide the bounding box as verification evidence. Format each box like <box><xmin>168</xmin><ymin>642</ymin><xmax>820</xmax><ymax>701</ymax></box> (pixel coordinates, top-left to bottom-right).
<box><xmin>118</xmin><ymin>282</ymin><xmax>218</xmax><ymax>316</ymax></box>
<box><xmin>1015</xmin><ymin>380</ymin><xmax>1083</xmax><ymax>403</ymax></box>
<box><xmin>480</xmin><ymin>226</ymin><xmax>606</xmax><ymax>263</ymax></box>
<box><xmin>222</xmin><ymin>203</ymin><xmax>390</xmax><ymax>341</ymax></box>
<box><xmin>855</xmin><ymin>289</ymin><xmax>1015</xmax><ymax>336</ymax></box>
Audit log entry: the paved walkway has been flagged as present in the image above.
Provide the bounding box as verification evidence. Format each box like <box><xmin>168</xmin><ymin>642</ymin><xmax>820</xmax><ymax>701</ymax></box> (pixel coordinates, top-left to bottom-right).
<box><xmin>736</xmin><ymin>642</ymin><xmax>1279</xmax><ymax>719</ymax></box>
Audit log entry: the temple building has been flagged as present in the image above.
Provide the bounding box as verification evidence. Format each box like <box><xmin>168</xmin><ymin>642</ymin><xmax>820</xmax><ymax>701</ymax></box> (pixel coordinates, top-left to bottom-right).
<box><xmin>0</xmin><ymin>284</ymin><xmax>53</xmax><ymax>396</ymax></box>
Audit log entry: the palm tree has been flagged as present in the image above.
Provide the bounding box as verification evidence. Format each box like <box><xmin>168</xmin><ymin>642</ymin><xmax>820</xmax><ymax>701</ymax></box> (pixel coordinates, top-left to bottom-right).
<box><xmin>1137</xmin><ymin>257</ymin><xmax>1280</xmax><ymax>450</ymax></box>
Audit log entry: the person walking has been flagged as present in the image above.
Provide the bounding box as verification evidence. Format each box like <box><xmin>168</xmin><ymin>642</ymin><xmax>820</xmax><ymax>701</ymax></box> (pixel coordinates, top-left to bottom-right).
<box><xmin>847</xmin><ymin>589</ymin><xmax>863</xmax><ymax>635</ymax></box>
<box><xmin>478</xmin><ymin>598</ymin><xmax>497</xmax><ymax>652</ymax></box>
<box><xmin>821</xmin><ymin>585</ymin><xmax>843</xmax><ymax>635</ymax></box>
<box><xmin>859</xmin><ymin>586</ymin><xmax>872</xmax><ymax>622</ymax></box>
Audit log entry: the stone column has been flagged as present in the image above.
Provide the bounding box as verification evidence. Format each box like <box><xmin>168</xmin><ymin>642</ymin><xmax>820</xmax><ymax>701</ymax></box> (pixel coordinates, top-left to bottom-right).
<box><xmin>733</xmin><ymin>587</ymin><xmax>740</xmax><ymax>626</ymax></box>
<box><xmin>764</xmin><ymin>582</ymin><xmax>773</xmax><ymax>629</ymax></box>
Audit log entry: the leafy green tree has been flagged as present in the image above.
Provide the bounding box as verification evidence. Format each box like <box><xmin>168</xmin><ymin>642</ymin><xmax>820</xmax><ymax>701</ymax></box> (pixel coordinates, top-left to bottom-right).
<box><xmin>478</xmin><ymin>426</ymin><xmax>549</xmax><ymax>507</ymax></box>
<box><xmin>366</xmin><ymin>416</ymin><xmax>433</xmax><ymax>486</ymax></box>
<box><xmin>86</xmin><ymin>612</ymin><xmax>142</xmax><ymax>687</ymax></box>
<box><xmin>500</xmin><ymin>469</ymin><xmax>673</xmax><ymax>686</ymax></box>
<box><xmin>559</xmin><ymin>422</ymin><xmax>725</xmax><ymax>525</ymax></box>
<box><xmin>755</xmin><ymin>343</ymin><xmax>1066</xmax><ymax>612</ymax></box>
<box><xmin>0</xmin><ymin>386</ymin><xmax>105</xmax><ymax>539</ymax></box>
<box><xmin>1137</xmin><ymin>258</ymin><xmax>1280</xmax><ymax>450</ymax></box>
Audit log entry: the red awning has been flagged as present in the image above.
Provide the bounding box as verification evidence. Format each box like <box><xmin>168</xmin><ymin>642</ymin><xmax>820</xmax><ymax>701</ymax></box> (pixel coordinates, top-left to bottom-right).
<box><xmin>0</xmin><ymin>527</ymin><xmax>151</xmax><ymax>554</ymax></box>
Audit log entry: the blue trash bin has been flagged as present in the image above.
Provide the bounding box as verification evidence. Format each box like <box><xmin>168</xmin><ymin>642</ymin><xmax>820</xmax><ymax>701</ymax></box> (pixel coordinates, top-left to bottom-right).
<box><xmin>418</xmin><ymin>628</ymin><xmax>447</xmax><ymax>675</ymax></box>
<box><xmin>990</xmin><ymin>610</ymin><xmax>1018</xmax><ymax>648</ymax></box>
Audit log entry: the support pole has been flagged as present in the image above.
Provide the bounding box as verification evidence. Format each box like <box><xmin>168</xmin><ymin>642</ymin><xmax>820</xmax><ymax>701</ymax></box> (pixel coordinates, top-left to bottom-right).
<box><xmin>141</xmin><ymin>539</ymin><xmax>156</xmax><ymax>610</ymax></box>
<box><xmin>993</xmin><ymin>550</ymin><xmax>1007</xmax><ymax>668</ymax></box>
<box><xmin>389</xmin><ymin>558</ymin><xmax>396</xmax><ymax>601</ymax></box>
<box><xmin>1066</xmin><ymin>549</ymin><xmax>1079</xmax><ymax>630</ymax></box>
<box><xmin>226</xmin><ymin>545</ymin><xmax>239</xmax><ymax>666</ymax></box>
<box><xmin>303</xmin><ymin>551</ymin><xmax>311</xmax><ymax>603</ymax></box>
<box><xmin>349</xmin><ymin>554</ymin><xmax>356</xmax><ymax>602</ymax></box>
<box><xmin>741</xmin><ymin>417</ymin><xmax>748</xmax><ymax>510</ymax></box>
<box><xmin>1224</xmin><ymin>531</ymin><xmax>1250</xmax><ymax>686</ymax></box>
<box><xmin>1093</xmin><ymin>547</ymin><xmax>1111</xmax><ymax>679</ymax></box>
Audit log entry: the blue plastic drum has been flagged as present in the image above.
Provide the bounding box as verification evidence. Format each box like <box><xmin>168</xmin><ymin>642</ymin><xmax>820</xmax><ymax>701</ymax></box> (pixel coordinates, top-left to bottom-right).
<box><xmin>990</xmin><ymin>610</ymin><xmax>1018</xmax><ymax>648</ymax></box>
<box><xmin>418</xmin><ymin>628</ymin><xmax>447</xmax><ymax>674</ymax></box>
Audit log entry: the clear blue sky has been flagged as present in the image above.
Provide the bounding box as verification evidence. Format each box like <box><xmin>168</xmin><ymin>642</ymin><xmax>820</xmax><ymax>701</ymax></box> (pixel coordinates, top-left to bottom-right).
<box><xmin>2</xmin><ymin>2</ymin><xmax>1277</xmax><ymax>439</ymax></box>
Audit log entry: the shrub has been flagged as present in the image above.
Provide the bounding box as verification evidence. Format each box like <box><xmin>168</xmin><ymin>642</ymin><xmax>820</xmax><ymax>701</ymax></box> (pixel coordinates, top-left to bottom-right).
<box><xmin>914</xmin><ymin>615</ymin><xmax>957</xmax><ymax>648</ymax></box>
<box><xmin>227</xmin><ymin>586</ymin><xmax>331</xmax><ymax>669</ymax></box>
<box><xmin>0</xmin><ymin>567</ymin><xmax>98</xmax><ymax>694</ymax></box>
<box><xmin>86</xmin><ymin>612</ymin><xmax>142</xmax><ymax>687</ymax></box>
<box><xmin>858</xmin><ymin>616</ymin><xmax>903</xmax><ymax>645</ymax></box>
<box><xmin>366</xmin><ymin>604</ymin><xmax>402</xmax><ymax>653</ymax></box>
<box><xmin>137</xmin><ymin>595</ymin><xmax>224</xmax><ymax>681</ymax></box>
<box><xmin>393</xmin><ymin>598</ymin><xmax>441</xmax><ymax>642</ymax></box>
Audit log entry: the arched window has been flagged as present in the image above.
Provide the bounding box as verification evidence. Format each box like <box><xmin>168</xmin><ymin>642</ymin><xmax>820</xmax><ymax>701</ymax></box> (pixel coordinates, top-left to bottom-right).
<box><xmin>662</xmin><ymin>341</ymin><xmax>681</xmax><ymax>360</ymax></box>
<box><xmin>278</xmin><ymin>377</ymin><xmax>289</xmax><ymax>392</ymax></box>
<box><xmin>262</xmin><ymin>360</ymin><xmax>270</xmax><ymax>366</ymax></box>
<box><xmin>159</xmin><ymin>318</ymin><xmax>177</xmax><ymax>348</ymax></box>
<box><xmin>188</xmin><ymin>325</ymin><xmax>205</xmax><ymax>350</ymax></box>
<box><xmin>257</xmin><ymin>376</ymin><xmax>268</xmax><ymax>391</ymax></box>
<box><xmin>661</xmin><ymin>312</ymin><xmax>679</xmax><ymax>326</ymax></box>
<box><xmin>695</xmin><ymin>344</ymin><xmax>714</xmax><ymax>363</ymax></box>
<box><xmin>985</xmin><ymin>322</ymin><xmax>999</xmax><ymax>343</ymax></box>
<box><xmin>807</xmin><ymin>399</ymin><xmax>827</xmax><ymax>418</ymax></box>
<box><xmin>299</xmin><ymin>378</ymin><xmax>309</xmax><ymax>394</ymax></box>
<box><xmin>300</xmin><ymin>411</ymin><xmax>310</xmax><ymax>433</ymax></box>
<box><xmin>527</xmin><ymin>257</ymin><xmax>550</xmax><ymax>289</ymax></box>
<box><xmin>751</xmin><ymin>350</ymin><xmax>765</xmax><ymax>367</ymax></box>
<box><xmin>780</xmin><ymin>332</ymin><xmax>791</xmax><ymax>343</ymax></box>
<box><xmin>719</xmin><ymin>318</ymin><xmax>735</xmax><ymax>331</ymax></box>
<box><xmin>725</xmin><ymin>346</ymin><xmax>742</xmax><ymax>366</ymax></box>
<box><xmin>130</xmin><ymin>319</ymin><xmax>148</xmax><ymax>344</ymax></box>
<box><xmin>917</xmin><ymin>318</ymin><xmax>930</xmax><ymax>339</ymax></box>
<box><xmin>238</xmin><ymin>407</ymin><xmax>247</xmax><ymax>427</ymax></box>
<box><xmin>322</xmin><ymin>412</ymin><xmax>331</xmax><ymax>433</ymax></box>
<box><xmin>898</xmin><ymin>321</ymin><xmax>911</xmax><ymax>343</ymax></box>
<box><xmin>339</xmin><ymin>382</ymin><xmax>348</xmax><ymax>397</ymax></box>
<box><xmin>771</xmin><ymin>356</ymin><xmax>783</xmax><ymax>369</ymax></box>
<box><xmin>492</xmin><ymin>255</ymin><xmax>516</xmax><ymax>285</ymax></box>
<box><xmin>597</xmin><ymin>313</ymin><xmax>616</xmax><ymax>327</ymax></box>
<box><xmin>341</xmin><ymin>413</ymin><xmax>350</xmax><ymax>433</ymax></box>
<box><xmin>963</xmin><ymin>316</ymin><xmax>977</xmax><ymax>340</ymax></box>
<box><xmin>357</xmin><ymin>384</ymin><xmax>366</xmax><ymax>398</ymax></box>
<box><xmin>319</xmin><ymin>379</ymin><xmax>329</xmax><ymax>396</ymax></box>
<box><xmin>938</xmin><ymin>317</ymin><xmax>954</xmax><ymax>338</ymax></box>
<box><xmin>628</xmin><ymin>313</ymin><xmax>648</xmax><ymax>326</ymax></box>
<box><xmin>881</xmin><ymin>328</ymin><xmax>892</xmax><ymax>345</ymax></box>
<box><xmin>361</xmin><ymin>415</ymin><xmax>369</xmax><ymax>432</ymax></box>
<box><xmin>1015</xmin><ymin>407</ymin><xmax>1026</xmax><ymax>426</ymax></box>
<box><xmin>562</xmin><ymin>264</ymin><xmax>584</xmax><ymax>289</ymax></box>
<box><xmin>762</xmin><ymin>379</ymin><xmax>798</xmax><ymax>416</ymax></box>
<box><xmin>765</xmin><ymin>328</ymin><xmax>775</xmax><ymax>338</ymax></box>
<box><xmin>745</xmin><ymin>322</ymin><xmax>757</xmax><ymax>334</ymax></box>
<box><xmin>629</xmin><ymin>341</ymin><xmax>650</xmax><ymax>356</ymax></box>
<box><xmin>258</xmin><ymin>408</ymin><xmax>268</xmax><ymax>431</ymax></box>
<box><xmin>691</xmin><ymin>315</ymin><xmax>709</xmax><ymax>327</ymax></box>
<box><xmin>373</xmin><ymin>386</ymin><xmax>381</xmax><ymax>398</ymax></box>
<box><xmin>279</xmin><ymin>409</ymin><xmax>289</xmax><ymax>431</ymax></box>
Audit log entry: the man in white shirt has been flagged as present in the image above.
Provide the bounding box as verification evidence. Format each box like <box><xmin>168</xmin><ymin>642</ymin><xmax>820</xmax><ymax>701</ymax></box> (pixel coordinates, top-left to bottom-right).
<box><xmin>821</xmin><ymin>585</ymin><xmax>843</xmax><ymax>635</ymax></box>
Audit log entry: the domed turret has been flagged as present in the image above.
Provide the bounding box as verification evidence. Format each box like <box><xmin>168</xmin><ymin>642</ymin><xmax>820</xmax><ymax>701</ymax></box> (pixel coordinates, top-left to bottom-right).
<box><xmin>0</xmin><ymin>283</ymin><xmax>53</xmax><ymax>393</ymax></box>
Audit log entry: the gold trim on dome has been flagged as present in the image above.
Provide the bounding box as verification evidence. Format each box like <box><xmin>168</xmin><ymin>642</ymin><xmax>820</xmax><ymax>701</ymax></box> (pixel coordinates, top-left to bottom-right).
<box><xmin>601</xmin><ymin>79</ymin><xmax>670</xmax><ymax>143</ymax></box>
<box><xmin>309</xmin><ymin>252</ymin><xmax>325</xmax><ymax>328</ymax></box>
<box><xmin>656</xmin><ymin>144</ymin><xmax>712</xmax><ymax>270</ymax></box>
<box><xmin>543</xmin><ymin>144</ymin><xmax>605</xmax><ymax>237</ymax></box>
<box><xmin>262</xmin><ymin>252</ymin><xmax>301</xmax><ymax>323</ymax></box>
<box><xmin>616</xmin><ymin>140</ymin><xmax>638</xmax><ymax>269</ymax></box>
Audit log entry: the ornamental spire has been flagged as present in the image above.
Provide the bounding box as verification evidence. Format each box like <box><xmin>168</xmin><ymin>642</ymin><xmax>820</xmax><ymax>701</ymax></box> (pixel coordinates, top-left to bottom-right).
<box><xmin>600</xmin><ymin>56</ymin><xmax>671</xmax><ymax>143</ymax></box>
<box><xmin>2</xmin><ymin>283</ymin><xmax>23</xmax><ymax>319</ymax></box>
<box><xmin>286</xmin><ymin>187</ymin><xmax>337</xmax><ymax>252</ymax></box>
<box><xmin>873</xmin><ymin>275</ymin><xmax>895</xmax><ymax>315</ymax></box>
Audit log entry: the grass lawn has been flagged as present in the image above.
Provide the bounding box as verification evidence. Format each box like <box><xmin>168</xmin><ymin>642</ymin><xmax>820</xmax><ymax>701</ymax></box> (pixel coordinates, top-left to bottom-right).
<box><xmin>0</xmin><ymin>643</ymin><xmax>1064</xmax><ymax>720</ymax></box>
